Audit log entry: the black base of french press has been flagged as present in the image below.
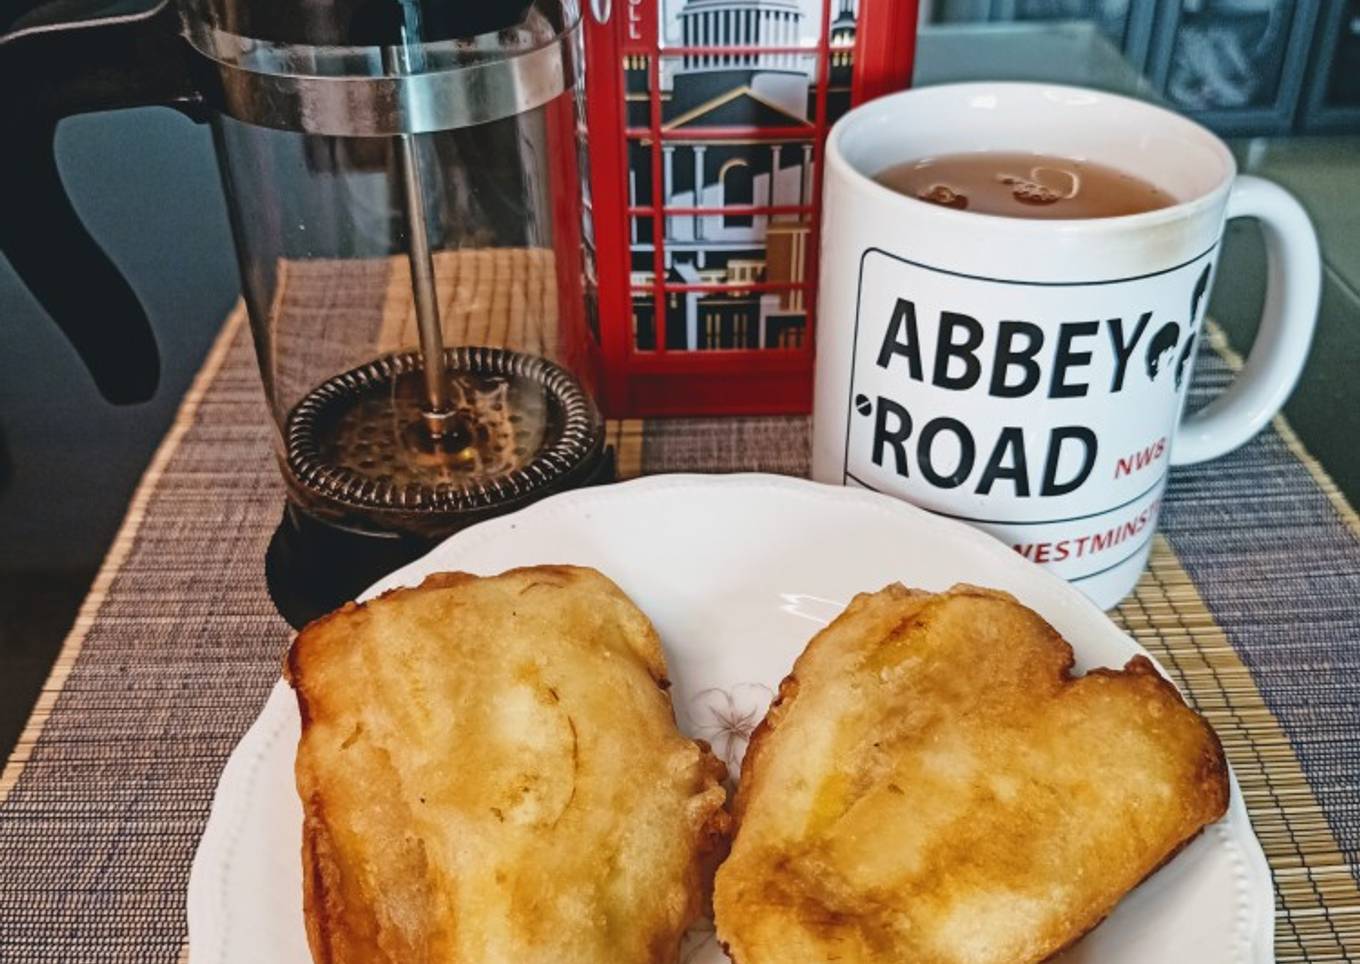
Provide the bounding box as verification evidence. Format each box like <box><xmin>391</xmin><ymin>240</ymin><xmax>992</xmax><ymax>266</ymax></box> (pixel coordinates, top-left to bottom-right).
<box><xmin>265</xmin><ymin>446</ymin><xmax>617</xmax><ymax>629</ymax></box>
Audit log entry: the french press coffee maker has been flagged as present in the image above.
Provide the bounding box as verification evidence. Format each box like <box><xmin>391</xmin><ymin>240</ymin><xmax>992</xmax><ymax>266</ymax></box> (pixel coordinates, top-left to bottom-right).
<box><xmin>3</xmin><ymin>0</ymin><xmax>608</xmax><ymax>624</ymax></box>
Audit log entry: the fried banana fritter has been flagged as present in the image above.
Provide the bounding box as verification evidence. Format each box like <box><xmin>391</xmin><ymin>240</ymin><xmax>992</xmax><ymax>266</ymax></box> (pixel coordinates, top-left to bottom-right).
<box><xmin>714</xmin><ymin>583</ymin><xmax>1228</xmax><ymax>964</ymax></box>
<box><xmin>286</xmin><ymin>565</ymin><xmax>729</xmax><ymax>964</ymax></box>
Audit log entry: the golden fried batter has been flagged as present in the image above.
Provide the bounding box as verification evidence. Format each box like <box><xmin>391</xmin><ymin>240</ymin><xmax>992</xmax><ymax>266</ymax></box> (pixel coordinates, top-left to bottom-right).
<box><xmin>286</xmin><ymin>566</ymin><xmax>729</xmax><ymax>964</ymax></box>
<box><xmin>714</xmin><ymin>584</ymin><xmax>1228</xmax><ymax>964</ymax></box>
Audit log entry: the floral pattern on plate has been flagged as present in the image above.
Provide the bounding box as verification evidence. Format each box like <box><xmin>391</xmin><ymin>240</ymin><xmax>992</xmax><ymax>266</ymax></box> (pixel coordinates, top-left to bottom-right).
<box><xmin>686</xmin><ymin>682</ymin><xmax>775</xmax><ymax>775</ymax></box>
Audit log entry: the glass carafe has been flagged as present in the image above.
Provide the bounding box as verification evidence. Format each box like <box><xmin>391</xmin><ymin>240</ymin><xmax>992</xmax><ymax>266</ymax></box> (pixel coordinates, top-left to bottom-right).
<box><xmin>5</xmin><ymin>0</ymin><xmax>604</xmax><ymax>545</ymax></box>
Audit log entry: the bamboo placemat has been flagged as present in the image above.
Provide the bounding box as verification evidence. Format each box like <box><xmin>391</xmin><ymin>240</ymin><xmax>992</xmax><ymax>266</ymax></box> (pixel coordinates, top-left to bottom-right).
<box><xmin>1</xmin><ymin>257</ymin><xmax>1358</xmax><ymax>961</ymax></box>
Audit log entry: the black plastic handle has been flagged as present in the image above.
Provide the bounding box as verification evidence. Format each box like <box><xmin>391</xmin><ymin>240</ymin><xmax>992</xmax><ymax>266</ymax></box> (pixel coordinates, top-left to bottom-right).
<box><xmin>1</xmin><ymin>0</ymin><xmax>205</xmax><ymax>404</ymax></box>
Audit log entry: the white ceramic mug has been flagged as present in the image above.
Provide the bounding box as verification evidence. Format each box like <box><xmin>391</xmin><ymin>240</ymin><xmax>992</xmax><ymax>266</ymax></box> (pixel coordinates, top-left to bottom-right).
<box><xmin>811</xmin><ymin>82</ymin><xmax>1321</xmax><ymax>609</ymax></box>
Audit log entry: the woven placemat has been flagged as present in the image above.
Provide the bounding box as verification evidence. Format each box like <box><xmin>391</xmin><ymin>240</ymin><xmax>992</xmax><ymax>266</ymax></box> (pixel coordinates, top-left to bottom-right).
<box><xmin>1</xmin><ymin>259</ymin><xmax>1358</xmax><ymax>961</ymax></box>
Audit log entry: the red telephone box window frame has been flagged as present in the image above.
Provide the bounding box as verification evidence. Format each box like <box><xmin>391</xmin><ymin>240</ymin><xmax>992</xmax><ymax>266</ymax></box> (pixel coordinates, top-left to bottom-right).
<box><xmin>584</xmin><ymin>0</ymin><xmax>916</xmax><ymax>417</ymax></box>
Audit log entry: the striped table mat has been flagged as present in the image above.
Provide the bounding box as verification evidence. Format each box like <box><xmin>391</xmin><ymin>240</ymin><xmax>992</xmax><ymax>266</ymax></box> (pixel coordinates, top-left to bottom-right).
<box><xmin>1</xmin><ymin>296</ymin><xmax>1359</xmax><ymax>959</ymax></box>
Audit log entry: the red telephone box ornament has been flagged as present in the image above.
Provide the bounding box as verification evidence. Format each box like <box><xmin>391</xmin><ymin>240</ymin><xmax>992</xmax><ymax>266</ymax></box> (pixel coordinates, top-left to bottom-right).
<box><xmin>582</xmin><ymin>0</ymin><xmax>919</xmax><ymax>417</ymax></box>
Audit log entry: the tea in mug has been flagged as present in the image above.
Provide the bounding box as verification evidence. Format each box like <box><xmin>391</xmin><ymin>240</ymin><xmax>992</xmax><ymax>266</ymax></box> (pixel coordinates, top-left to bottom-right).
<box><xmin>874</xmin><ymin>152</ymin><xmax>1175</xmax><ymax>219</ymax></box>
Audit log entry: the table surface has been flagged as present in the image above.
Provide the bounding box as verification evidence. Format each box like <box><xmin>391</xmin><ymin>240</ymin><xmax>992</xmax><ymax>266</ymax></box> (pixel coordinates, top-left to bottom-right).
<box><xmin>2</xmin><ymin>292</ymin><xmax>1358</xmax><ymax>960</ymax></box>
<box><xmin>1</xmin><ymin>20</ymin><xmax>1359</xmax><ymax>963</ymax></box>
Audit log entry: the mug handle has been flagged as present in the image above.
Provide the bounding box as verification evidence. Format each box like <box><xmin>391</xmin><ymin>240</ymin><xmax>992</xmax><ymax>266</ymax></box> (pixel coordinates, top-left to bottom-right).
<box><xmin>1172</xmin><ymin>175</ymin><xmax>1322</xmax><ymax>466</ymax></box>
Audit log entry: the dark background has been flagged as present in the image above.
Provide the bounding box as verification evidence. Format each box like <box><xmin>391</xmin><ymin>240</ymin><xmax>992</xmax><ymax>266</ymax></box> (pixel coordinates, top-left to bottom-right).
<box><xmin>0</xmin><ymin>108</ymin><xmax>236</xmax><ymax>753</ymax></box>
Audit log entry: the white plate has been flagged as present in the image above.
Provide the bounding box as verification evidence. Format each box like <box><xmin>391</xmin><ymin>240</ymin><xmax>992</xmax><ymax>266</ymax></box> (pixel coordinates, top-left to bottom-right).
<box><xmin>188</xmin><ymin>474</ymin><xmax>1273</xmax><ymax>963</ymax></box>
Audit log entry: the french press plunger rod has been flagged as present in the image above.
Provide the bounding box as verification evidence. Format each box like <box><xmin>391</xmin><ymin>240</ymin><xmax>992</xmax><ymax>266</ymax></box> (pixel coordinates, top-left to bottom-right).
<box><xmin>384</xmin><ymin>6</ymin><xmax>458</xmax><ymax>446</ymax></box>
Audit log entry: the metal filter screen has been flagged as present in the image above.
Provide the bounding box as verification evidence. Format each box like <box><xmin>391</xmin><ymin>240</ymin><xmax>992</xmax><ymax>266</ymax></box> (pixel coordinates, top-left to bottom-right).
<box><xmin>283</xmin><ymin>346</ymin><xmax>603</xmax><ymax>536</ymax></box>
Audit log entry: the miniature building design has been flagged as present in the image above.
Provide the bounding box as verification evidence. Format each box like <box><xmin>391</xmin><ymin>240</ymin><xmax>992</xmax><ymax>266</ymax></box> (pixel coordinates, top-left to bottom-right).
<box><xmin>628</xmin><ymin>0</ymin><xmax>857</xmax><ymax>352</ymax></box>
